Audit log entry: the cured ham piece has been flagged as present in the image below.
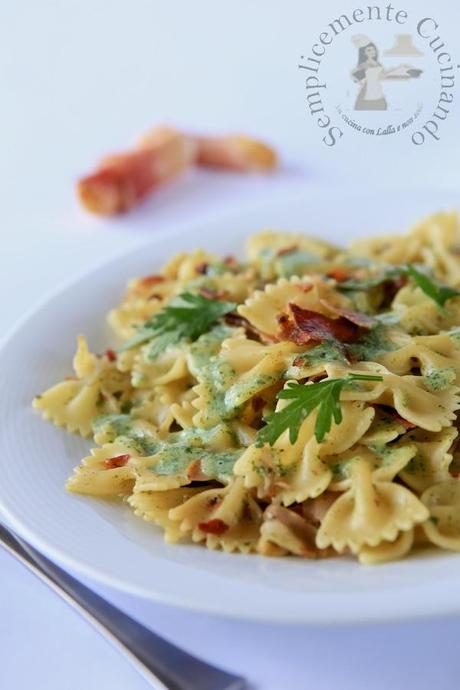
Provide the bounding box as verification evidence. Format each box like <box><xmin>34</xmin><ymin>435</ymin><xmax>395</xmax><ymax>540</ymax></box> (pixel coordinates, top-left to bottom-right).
<box><xmin>78</xmin><ymin>126</ymin><xmax>277</xmax><ymax>215</ymax></box>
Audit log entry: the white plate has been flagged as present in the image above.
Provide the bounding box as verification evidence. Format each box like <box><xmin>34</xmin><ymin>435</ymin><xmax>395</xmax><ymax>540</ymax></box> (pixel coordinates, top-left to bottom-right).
<box><xmin>2</xmin><ymin>189</ymin><xmax>460</xmax><ymax>625</ymax></box>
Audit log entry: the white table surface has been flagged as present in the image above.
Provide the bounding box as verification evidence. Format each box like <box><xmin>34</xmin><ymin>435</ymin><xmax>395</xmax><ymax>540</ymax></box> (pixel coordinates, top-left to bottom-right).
<box><xmin>2</xmin><ymin>1</ymin><xmax>460</xmax><ymax>688</ymax></box>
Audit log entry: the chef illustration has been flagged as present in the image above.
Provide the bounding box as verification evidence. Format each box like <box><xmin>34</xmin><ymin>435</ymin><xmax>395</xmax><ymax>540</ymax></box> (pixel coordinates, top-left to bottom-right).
<box><xmin>351</xmin><ymin>34</ymin><xmax>422</xmax><ymax>111</ymax></box>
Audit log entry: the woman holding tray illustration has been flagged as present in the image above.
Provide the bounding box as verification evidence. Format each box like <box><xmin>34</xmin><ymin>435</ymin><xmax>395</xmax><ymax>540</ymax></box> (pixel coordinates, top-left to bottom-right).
<box><xmin>351</xmin><ymin>34</ymin><xmax>422</xmax><ymax>111</ymax></box>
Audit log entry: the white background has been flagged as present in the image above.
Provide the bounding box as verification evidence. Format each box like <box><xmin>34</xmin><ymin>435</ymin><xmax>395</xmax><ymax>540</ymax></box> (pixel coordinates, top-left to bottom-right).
<box><xmin>1</xmin><ymin>1</ymin><xmax>460</xmax><ymax>688</ymax></box>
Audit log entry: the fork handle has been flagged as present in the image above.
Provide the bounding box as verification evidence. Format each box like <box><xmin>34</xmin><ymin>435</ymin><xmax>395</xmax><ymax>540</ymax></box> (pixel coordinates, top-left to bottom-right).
<box><xmin>0</xmin><ymin>525</ymin><xmax>246</xmax><ymax>690</ymax></box>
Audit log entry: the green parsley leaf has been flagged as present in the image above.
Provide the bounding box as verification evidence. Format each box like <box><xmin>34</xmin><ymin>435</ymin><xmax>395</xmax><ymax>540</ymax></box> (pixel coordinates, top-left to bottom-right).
<box><xmin>339</xmin><ymin>264</ymin><xmax>460</xmax><ymax>309</ymax></box>
<box><xmin>405</xmin><ymin>264</ymin><xmax>460</xmax><ymax>307</ymax></box>
<box><xmin>256</xmin><ymin>373</ymin><xmax>383</xmax><ymax>446</ymax></box>
<box><xmin>120</xmin><ymin>292</ymin><xmax>237</xmax><ymax>354</ymax></box>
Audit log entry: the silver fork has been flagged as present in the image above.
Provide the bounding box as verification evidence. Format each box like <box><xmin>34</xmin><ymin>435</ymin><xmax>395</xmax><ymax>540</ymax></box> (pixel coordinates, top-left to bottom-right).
<box><xmin>0</xmin><ymin>523</ymin><xmax>247</xmax><ymax>690</ymax></box>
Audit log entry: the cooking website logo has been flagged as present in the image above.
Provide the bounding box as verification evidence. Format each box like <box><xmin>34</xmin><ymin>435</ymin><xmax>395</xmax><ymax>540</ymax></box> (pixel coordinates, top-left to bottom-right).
<box><xmin>298</xmin><ymin>7</ymin><xmax>457</xmax><ymax>147</ymax></box>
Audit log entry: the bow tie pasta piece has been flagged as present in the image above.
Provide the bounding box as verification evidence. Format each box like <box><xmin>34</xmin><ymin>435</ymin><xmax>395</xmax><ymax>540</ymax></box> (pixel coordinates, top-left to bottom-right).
<box><xmin>126</xmin><ymin>360</ymin><xmax>194</xmax><ymax>435</ymax></box>
<box><xmin>160</xmin><ymin>249</ymin><xmax>257</xmax><ymax>301</ymax></box>
<box><xmin>399</xmin><ymin>427</ymin><xmax>457</xmax><ymax>493</ymax></box>
<box><xmin>325</xmin><ymin>362</ymin><xmax>387</xmax><ymax>396</ymax></box>
<box><xmin>378</xmin><ymin>333</ymin><xmax>460</xmax><ymax>383</ymax></box>
<box><xmin>316</xmin><ymin>460</ymin><xmax>429</xmax><ymax>553</ymax></box>
<box><xmin>221</xmin><ymin>335</ymin><xmax>297</xmax><ymax>374</ymax></box>
<box><xmin>317</xmin><ymin>400</ymin><xmax>375</xmax><ymax>457</ymax></box>
<box><xmin>378</xmin><ymin>374</ymin><xmax>460</xmax><ymax>432</ymax></box>
<box><xmin>326</xmin><ymin>362</ymin><xmax>460</xmax><ymax>432</ymax></box>
<box><xmin>153</xmin><ymin>380</ymin><xmax>196</xmax><ymax>412</ymax></box>
<box><xmin>246</xmin><ymin>230</ymin><xmax>338</xmax><ymax>264</ymax></box>
<box><xmin>188</xmin><ymin>330</ymin><xmax>247</xmax><ymax>427</ymax></box>
<box><xmin>188</xmin><ymin>272</ymin><xmax>256</xmax><ymax>304</ymax></box>
<box><xmin>407</xmin><ymin>211</ymin><xmax>460</xmax><ymax>287</ymax></box>
<box><xmin>190</xmin><ymin>330</ymin><xmax>296</xmax><ymax>428</ymax></box>
<box><xmin>328</xmin><ymin>442</ymin><xmax>416</xmax><ymax>492</ymax></box>
<box><xmin>168</xmin><ymin>477</ymin><xmax>262</xmax><ymax>553</ymax></box>
<box><xmin>128</xmin><ymin>487</ymin><xmax>206</xmax><ymax>543</ymax></box>
<box><xmin>418</xmin><ymin>212</ymin><xmax>460</xmax><ymax>287</ymax></box>
<box><xmin>171</xmin><ymin>325</ymin><xmax>234</xmax><ymax>427</ymax></box>
<box><xmin>391</xmin><ymin>284</ymin><xmax>460</xmax><ymax>335</ymax></box>
<box><xmin>234</xmin><ymin>437</ymin><xmax>331</xmax><ymax>504</ymax></box>
<box><xmin>139</xmin><ymin>388</ymin><xmax>197</xmax><ymax>433</ymax></box>
<box><xmin>221</xmin><ymin>340</ymin><xmax>298</xmax><ymax>412</ymax></box>
<box><xmin>33</xmin><ymin>337</ymin><xmax>133</xmax><ymax>436</ymax></box>
<box><xmin>360</xmin><ymin>410</ymin><xmax>408</xmax><ymax>445</ymax></box>
<box><xmin>237</xmin><ymin>276</ymin><xmax>350</xmax><ymax>338</ymax></box>
<box><xmin>358</xmin><ymin>529</ymin><xmax>415</xmax><ymax>565</ymax></box>
<box><xmin>91</xmin><ymin>415</ymin><xmax>160</xmax><ymax>455</ymax></box>
<box><xmin>348</xmin><ymin>211</ymin><xmax>459</xmax><ymax>271</ymax></box>
<box><xmin>66</xmin><ymin>442</ymin><xmax>139</xmax><ymax>496</ymax></box>
<box><xmin>167</xmin><ymin>390</ymin><xmax>199</xmax><ymax>430</ymax></box>
<box><xmin>276</xmin><ymin>438</ymin><xmax>333</xmax><ymax>505</ymax></box>
<box><xmin>106</xmin><ymin>380</ymin><xmax>194</xmax><ymax>438</ymax></box>
<box><xmin>128</xmin><ymin>390</ymin><xmax>178</xmax><ymax>437</ymax></box>
<box><xmin>421</xmin><ymin>480</ymin><xmax>460</xmax><ymax>551</ymax></box>
<box><xmin>246</xmin><ymin>230</ymin><xmax>338</xmax><ymax>280</ymax></box>
<box><xmin>108</xmin><ymin>278</ymin><xmax>178</xmax><ymax>340</ymax></box>
<box><xmin>130</xmin><ymin>345</ymin><xmax>190</xmax><ymax>388</ymax></box>
<box><xmin>161</xmin><ymin>249</ymin><xmax>229</xmax><ymax>282</ymax></box>
<box><xmin>235</xmin><ymin>398</ymin><xmax>373</xmax><ymax>504</ymax></box>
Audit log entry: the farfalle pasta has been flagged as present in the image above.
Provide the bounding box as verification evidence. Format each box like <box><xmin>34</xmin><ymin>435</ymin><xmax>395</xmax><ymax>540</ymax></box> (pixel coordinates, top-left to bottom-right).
<box><xmin>33</xmin><ymin>211</ymin><xmax>460</xmax><ymax>565</ymax></box>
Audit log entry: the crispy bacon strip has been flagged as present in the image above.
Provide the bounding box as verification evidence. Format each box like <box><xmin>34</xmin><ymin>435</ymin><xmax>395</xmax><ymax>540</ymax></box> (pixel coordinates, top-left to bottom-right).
<box><xmin>105</xmin><ymin>349</ymin><xmax>117</xmax><ymax>362</ymax></box>
<box><xmin>198</xmin><ymin>287</ymin><xmax>218</xmax><ymax>300</ymax></box>
<box><xmin>277</xmin><ymin>303</ymin><xmax>360</xmax><ymax>345</ymax></box>
<box><xmin>223</xmin><ymin>255</ymin><xmax>238</xmax><ymax>267</ymax></box>
<box><xmin>320</xmin><ymin>299</ymin><xmax>376</xmax><ymax>329</ymax></box>
<box><xmin>78</xmin><ymin>127</ymin><xmax>196</xmax><ymax>215</ymax></box>
<box><xmin>197</xmin><ymin>518</ymin><xmax>229</xmax><ymax>535</ymax></box>
<box><xmin>186</xmin><ymin>459</ymin><xmax>210</xmax><ymax>482</ymax></box>
<box><xmin>195</xmin><ymin>135</ymin><xmax>277</xmax><ymax>171</ymax></box>
<box><xmin>326</xmin><ymin>268</ymin><xmax>350</xmax><ymax>282</ymax></box>
<box><xmin>104</xmin><ymin>453</ymin><xmax>130</xmax><ymax>469</ymax></box>
<box><xmin>138</xmin><ymin>275</ymin><xmax>165</xmax><ymax>287</ymax></box>
<box><xmin>195</xmin><ymin>262</ymin><xmax>209</xmax><ymax>275</ymax></box>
